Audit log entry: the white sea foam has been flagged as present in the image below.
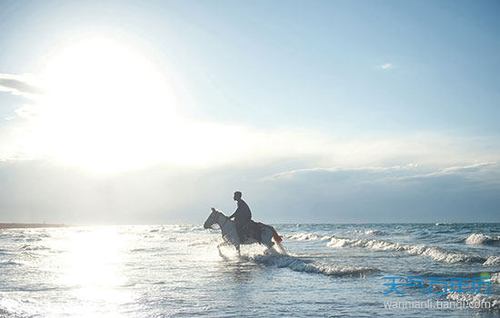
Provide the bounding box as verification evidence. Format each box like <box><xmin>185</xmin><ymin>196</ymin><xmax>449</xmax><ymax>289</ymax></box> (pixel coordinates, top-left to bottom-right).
<box><xmin>328</xmin><ymin>237</ymin><xmax>402</xmax><ymax>250</ymax></box>
<box><xmin>286</xmin><ymin>233</ymin><xmax>330</xmax><ymax>241</ymax></box>
<box><xmin>327</xmin><ymin>236</ymin><xmax>484</xmax><ymax>264</ymax></box>
<box><xmin>0</xmin><ymin>297</ymin><xmax>37</xmax><ymax>318</ymax></box>
<box><xmin>20</xmin><ymin>244</ymin><xmax>49</xmax><ymax>251</ymax></box>
<box><xmin>465</xmin><ymin>233</ymin><xmax>500</xmax><ymax>246</ymax></box>
<box><xmin>347</xmin><ymin>229</ymin><xmax>388</xmax><ymax>237</ymax></box>
<box><xmin>484</xmin><ymin>256</ymin><xmax>500</xmax><ymax>266</ymax></box>
<box><xmin>364</xmin><ymin>229</ymin><xmax>387</xmax><ymax>236</ymax></box>
<box><xmin>250</xmin><ymin>254</ymin><xmax>377</xmax><ymax>277</ymax></box>
<box><xmin>447</xmin><ymin>292</ymin><xmax>500</xmax><ymax>310</ymax></box>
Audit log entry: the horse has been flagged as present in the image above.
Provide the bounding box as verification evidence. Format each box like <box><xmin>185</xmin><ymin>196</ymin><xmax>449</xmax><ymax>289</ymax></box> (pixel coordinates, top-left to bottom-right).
<box><xmin>203</xmin><ymin>208</ymin><xmax>283</xmax><ymax>253</ymax></box>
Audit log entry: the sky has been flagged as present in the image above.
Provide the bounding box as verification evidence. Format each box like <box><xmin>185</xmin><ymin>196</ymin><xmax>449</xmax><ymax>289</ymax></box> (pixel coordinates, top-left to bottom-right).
<box><xmin>0</xmin><ymin>0</ymin><xmax>499</xmax><ymax>224</ymax></box>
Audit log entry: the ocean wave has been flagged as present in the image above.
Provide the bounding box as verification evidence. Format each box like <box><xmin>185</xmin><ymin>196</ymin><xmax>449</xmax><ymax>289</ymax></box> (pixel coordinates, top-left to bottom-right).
<box><xmin>364</xmin><ymin>229</ymin><xmax>387</xmax><ymax>236</ymax></box>
<box><xmin>484</xmin><ymin>256</ymin><xmax>500</xmax><ymax>266</ymax></box>
<box><xmin>327</xmin><ymin>236</ymin><xmax>485</xmax><ymax>264</ymax></box>
<box><xmin>0</xmin><ymin>308</ymin><xmax>11</xmax><ymax>318</ymax></box>
<box><xmin>0</xmin><ymin>248</ymin><xmax>12</xmax><ymax>255</ymax></box>
<box><xmin>286</xmin><ymin>233</ymin><xmax>330</xmax><ymax>241</ymax></box>
<box><xmin>447</xmin><ymin>292</ymin><xmax>500</xmax><ymax>310</ymax></box>
<box><xmin>189</xmin><ymin>225</ymin><xmax>205</xmax><ymax>232</ymax></box>
<box><xmin>20</xmin><ymin>244</ymin><xmax>49</xmax><ymax>251</ymax></box>
<box><xmin>328</xmin><ymin>237</ymin><xmax>403</xmax><ymax>251</ymax></box>
<box><xmin>249</xmin><ymin>254</ymin><xmax>378</xmax><ymax>277</ymax></box>
<box><xmin>465</xmin><ymin>233</ymin><xmax>500</xmax><ymax>246</ymax></box>
<box><xmin>286</xmin><ymin>230</ymin><xmax>387</xmax><ymax>241</ymax></box>
<box><xmin>0</xmin><ymin>260</ymin><xmax>23</xmax><ymax>266</ymax></box>
<box><xmin>407</xmin><ymin>246</ymin><xmax>483</xmax><ymax>264</ymax></box>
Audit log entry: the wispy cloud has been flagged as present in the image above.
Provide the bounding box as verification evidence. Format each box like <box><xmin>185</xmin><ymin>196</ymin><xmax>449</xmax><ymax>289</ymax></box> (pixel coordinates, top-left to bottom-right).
<box><xmin>1</xmin><ymin>158</ymin><xmax>499</xmax><ymax>223</ymax></box>
<box><xmin>257</xmin><ymin>161</ymin><xmax>500</xmax><ymax>222</ymax></box>
<box><xmin>0</xmin><ymin>73</ymin><xmax>42</xmax><ymax>98</ymax></box>
<box><xmin>267</xmin><ymin>164</ymin><xmax>418</xmax><ymax>180</ymax></box>
<box><xmin>266</xmin><ymin>162</ymin><xmax>499</xmax><ymax>185</ymax></box>
<box><xmin>393</xmin><ymin>162</ymin><xmax>498</xmax><ymax>182</ymax></box>
<box><xmin>378</xmin><ymin>63</ymin><xmax>394</xmax><ymax>70</ymax></box>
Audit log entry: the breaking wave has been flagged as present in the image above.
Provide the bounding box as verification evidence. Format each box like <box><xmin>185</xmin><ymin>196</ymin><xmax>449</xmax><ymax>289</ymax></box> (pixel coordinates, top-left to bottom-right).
<box><xmin>484</xmin><ymin>256</ymin><xmax>500</xmax><ymax>266</ymax></box>
<box><xmin>286</xmin><ymin>233</ymin><xmax>330</xmax><ymax>241</ymax></box>
<box><xmin>327</xmin><ymin>236</ymin><xmax>487</xmax><ymax>264</ymax></box>
<box><xmin>364</xmin><ymin>229</ymin><xmax>387</xmax><ymax>236</ymax></box>
<box><xmin>20</xmin><ymin>244</ymin><xmax>49</xmax><ymax>251</ymax></box>
<box><xmin>465</xmin><ymin>233</ymin><xmax>500</xmax><ymax>246</ymax></box>
<box><xmin>286</xmin><ymin>229</ymin><xmax>386</xmax><ymax>242</ymax></box>
<box><xmin>248</xmin><ymin>253</ymin><xmax>378</xmax><ymax>277</ymax></box>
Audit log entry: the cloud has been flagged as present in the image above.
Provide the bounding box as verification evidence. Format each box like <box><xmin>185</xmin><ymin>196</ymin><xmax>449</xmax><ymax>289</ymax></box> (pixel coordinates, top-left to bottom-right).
<box><xmin>1</xmin><ymin>94</ymin><xmax>499</xmax><ymax>174</ymax></box>
<box><xmin>267</xmin><ymin>162</ymin><xmax>499</xmax><ymax>185</ymax></box>
<box><xmin>267</xmin><ymin>164</ymin><xmax>417</xmax><ymax>180</ymax></box>
<box><xmin>378</xmin><ymin>63</ymin><xmax>394</xmax><ymax>70</ymax></box>
<box><xmin>257</xmin><ymin>162</ymin><xmax>500</xmax><ymax>222</ymax></box>
<box><xmin>394</xmin><ymin>162</ymin><xmax>498</xmax><ymax>181</ymax></box>
<box><xmin>1</xmin><ymin>159</ymin><xmax>499</xmax><ymax>224</ymax></box>
<box><xmin>0</xmin><ymin>73</ymin><xmax>42</xmax><ymax>98</ymax></box>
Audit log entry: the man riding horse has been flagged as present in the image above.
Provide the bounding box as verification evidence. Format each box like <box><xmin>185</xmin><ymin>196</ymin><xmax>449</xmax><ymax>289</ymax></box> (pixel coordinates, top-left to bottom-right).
<box><xmin>206</xmin><ymin>191</ymin><xmax>283</xmax><ymax>252</ymax></box>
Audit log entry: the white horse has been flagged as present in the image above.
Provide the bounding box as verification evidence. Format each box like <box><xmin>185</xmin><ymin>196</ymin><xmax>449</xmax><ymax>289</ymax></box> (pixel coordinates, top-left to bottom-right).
<box><xmin>203</xmin><ymin>208</ymin><xmax>283</xmax><ymax>253</ymax></box>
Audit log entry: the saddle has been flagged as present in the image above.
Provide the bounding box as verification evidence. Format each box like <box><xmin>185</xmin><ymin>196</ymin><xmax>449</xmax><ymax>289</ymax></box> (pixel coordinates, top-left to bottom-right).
<box><xmin>242</xmin><ymin>220</ymin><xmax>263</xmax><ymax>243</ymax></box>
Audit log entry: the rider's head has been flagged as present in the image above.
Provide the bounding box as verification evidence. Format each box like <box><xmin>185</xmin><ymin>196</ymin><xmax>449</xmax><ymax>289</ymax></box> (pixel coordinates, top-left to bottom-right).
<box><xmin>233</xmin><ymin>191</ymin><xmax>242</xmax><ymax>201</ymax></box>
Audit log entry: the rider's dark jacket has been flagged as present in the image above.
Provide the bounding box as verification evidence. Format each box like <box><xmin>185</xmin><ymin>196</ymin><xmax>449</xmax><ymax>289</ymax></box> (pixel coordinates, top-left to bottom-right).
<box><xmin>229</xmin><ymin>199</ymin><xmax>252</xmax><ymax>238</ymax></box>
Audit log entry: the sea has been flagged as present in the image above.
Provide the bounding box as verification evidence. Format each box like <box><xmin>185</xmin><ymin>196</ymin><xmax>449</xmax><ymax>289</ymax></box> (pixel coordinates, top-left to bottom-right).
<box><xmin>0</xmin><ymin>223</ymin><xmax>499</xmax><ymax>317</ymax></box>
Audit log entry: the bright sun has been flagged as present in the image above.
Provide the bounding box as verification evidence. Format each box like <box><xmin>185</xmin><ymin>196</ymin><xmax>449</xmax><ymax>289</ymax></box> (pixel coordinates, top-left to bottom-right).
<box><xmin>34</xmin><ymin>37</ymin><xmax>187</xmax><ymax>172</ymax></box>
<box><xmin>17</xmin><ymin>36</ymin><xmax>286</xmax><ymax>173</ymax></box>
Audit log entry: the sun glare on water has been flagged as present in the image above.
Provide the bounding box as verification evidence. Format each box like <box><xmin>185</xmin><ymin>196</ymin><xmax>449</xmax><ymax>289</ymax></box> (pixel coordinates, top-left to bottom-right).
<box><xmin>51</xmin><ymin>227</ymin><xmax>132</xmax><ymax>316</ymax></box>
<box><xmin>32</xmin><ymin>37</ymin><xmax>192</xmax><ymax>172</ymax></box>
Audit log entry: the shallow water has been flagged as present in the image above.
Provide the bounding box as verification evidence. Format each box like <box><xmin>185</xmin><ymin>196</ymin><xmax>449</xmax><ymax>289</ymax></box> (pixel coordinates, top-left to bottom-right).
<box><xmin>0</xmin><ymin>223</ymin><xmax>499</xmax><ymax>317</ymax></box>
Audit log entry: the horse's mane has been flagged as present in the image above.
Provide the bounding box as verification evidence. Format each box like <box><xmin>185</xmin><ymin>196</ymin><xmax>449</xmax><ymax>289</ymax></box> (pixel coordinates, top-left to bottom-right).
<box><xmin>214</xmin><ymin>210</ymin><xmax>229</xmax><ymax>219</ymax></box>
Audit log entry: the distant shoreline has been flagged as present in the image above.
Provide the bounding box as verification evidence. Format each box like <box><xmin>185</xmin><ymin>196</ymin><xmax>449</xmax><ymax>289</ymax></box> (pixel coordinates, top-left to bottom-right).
<box><xmin>0</xmin><ymin>223</ymin><xmax>67</xmax><ymax>229</ymax></box>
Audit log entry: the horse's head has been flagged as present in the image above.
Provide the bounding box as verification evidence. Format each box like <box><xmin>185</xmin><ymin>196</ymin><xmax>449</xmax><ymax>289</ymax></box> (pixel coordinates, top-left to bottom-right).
<box><xmin>203</xmin><ymin>208</ymin><xmax>218</xmax><ymax>229</ymax></box>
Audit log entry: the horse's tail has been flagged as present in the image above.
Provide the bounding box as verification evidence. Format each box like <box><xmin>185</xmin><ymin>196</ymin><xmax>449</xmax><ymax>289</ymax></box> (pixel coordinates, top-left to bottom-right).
<box><xmin>272</xmin><ymin>228</ymin><xmax>283</xmax><ymax>244</ymax></box>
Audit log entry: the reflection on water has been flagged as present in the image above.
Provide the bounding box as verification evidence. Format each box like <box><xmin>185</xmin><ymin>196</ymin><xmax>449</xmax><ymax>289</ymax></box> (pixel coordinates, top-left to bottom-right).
<box><xmin>47</xmin><ymin>227</ymin><xmax>133</xmax><ymax>317</ymax></box>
